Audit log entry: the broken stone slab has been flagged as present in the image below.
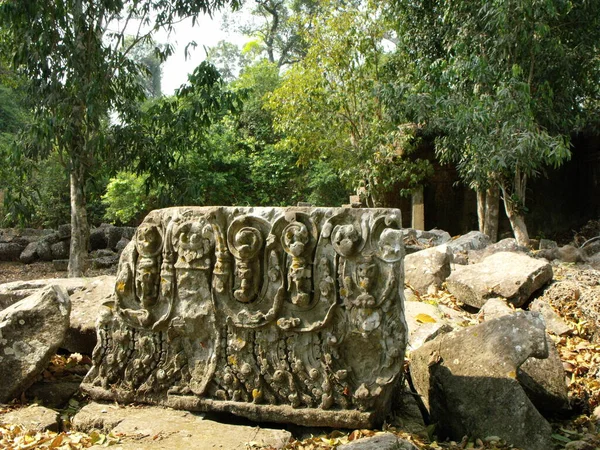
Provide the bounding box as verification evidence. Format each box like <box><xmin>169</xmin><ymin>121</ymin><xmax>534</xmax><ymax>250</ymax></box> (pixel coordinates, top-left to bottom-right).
<box><xmin>478</xmin><ymin>298</ymin><xmax>570</xmax><ymax>415</ymax></box>
<box><xmin>0</xmin><ymin>405</ymin><xmax>60</xmax><ymax>432</ymax></box>
<box><xmin>72</xmin><ymin>402</ymin><xmax>292</xmax><ymax>450</ymax></box>
<box><xmin>404</xmin><ymin>244</ymin><xmax>452</xmax><ymax>294</ymax></box>
<box><xmin>446</xmin><ymin>252</ymin><xmax>553</xmax><ymax>308</ymax></box>
<box><xmin>337</xmin><ymin>432</ymin><xmax>418</xmax><ymax>450</ymax></box>
<box><xmin>0</xmin><ymin>242</ymin><xmax>24</xmax><ymax>261</ymax></box>
<box><xmin>529</xmin><ymin>298</ymin><xmax>572</xmax><ymax>336</ymax></box>
<box><xmin>467</xmin><ymin>238</ymin><xmax>527</xmax><ymax>264</ymax></box>
<box><xmin>409</xmin><ymin>311</ymin><xmax>553</xmax><ymax>450</ymax></box>
<box><xmin>404</xmin><ymin>300</ymin><xmax>452</xmax><ymax>352</ymax></box>
<box><xmin>82</xmin><ymin>206</ymin><xmax>408</xmax><ymax>428</ymax></box>
<box><xmin>402</xmin><ymin>228</ymin><xmax>451</xmax><ymax>254</ymax></box>
<box><xmin>0</xmin><ymin>276</ymin><xmax>115</xmax><ymax>355</ymax></box>
<box><xmin>0</xmin><ymin>285</ymin><xmax>71</xmax><ymax>403</ymax></box>
<box><xmin>446</xmin><ymin>230</ymin><xmax>490</xmax><ymax>263</ymax></box>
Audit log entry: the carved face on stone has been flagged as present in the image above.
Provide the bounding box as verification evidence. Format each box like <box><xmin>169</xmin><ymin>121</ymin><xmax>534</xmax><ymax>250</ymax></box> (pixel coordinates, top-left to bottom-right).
<box><xmin>283</xmin><ymin>223</ymin><xmax>309</xmax><ymax>257</ymax></box>
<box><xmin>332</xmin><ymin>224</ymin><xmax>360</xmax><ymax>257</ymax></box>
<box><xmin>136</xmin><ymin>225</ymin><xmax>162</xmax><ymax>257</ymax></box>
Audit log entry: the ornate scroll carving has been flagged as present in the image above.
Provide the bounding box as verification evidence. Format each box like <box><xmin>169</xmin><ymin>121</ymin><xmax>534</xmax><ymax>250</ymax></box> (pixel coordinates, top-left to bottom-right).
<box><xmin>83</xmin><ymin>206</ymin><xmax>407</xmax><ymax>428</ymax></box>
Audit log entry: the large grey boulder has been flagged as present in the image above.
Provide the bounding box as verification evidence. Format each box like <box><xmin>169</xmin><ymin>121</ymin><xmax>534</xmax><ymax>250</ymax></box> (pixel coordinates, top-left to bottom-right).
<box><xmin>446</xmin><ymin>252</ymin><xmax>553</xmax><ymax>308</ymax></box>
<box><xmin>402</xmin><ymin>228</ymin><xmax>451</xmax><ymax>253</ymax></box>
<box><xmin>0</xmin><ymin>276</ymin><xmax>116</xmax><ymax>354</ymax></box>
<box><xmin>72</xmin><ymin>402</ymin><xmax>292</xmax><ymax>450</ymax></box>
<box><xmin>0</xmin><ymin>285</ymin><xmax>71</xmax><ymax>403</ymax></box>
<box><xmin>404</xmin><ymin>244</ymin><xmax>452</xmax><ymax>294</ymax></box>
<box><xmin>479</xmin><ymin>298</ymin><xmax>570</xmax><ymax>414</ymax></box>
<box><xmin>410</xmin><ymin>311</ymin><xmax>553</xmax><ymax>450</ymax></box>
<box><xmin>0</xmin><ymin>242</ymin><xmax>25</xmax><ymax>261</ymax></box>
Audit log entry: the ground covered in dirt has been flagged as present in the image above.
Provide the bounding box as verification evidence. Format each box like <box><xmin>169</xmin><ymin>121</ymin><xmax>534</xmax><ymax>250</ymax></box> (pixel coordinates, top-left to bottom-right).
<box><xmin>0</xmin><ymin>260</ymin><xmax>599</xmax><ymax>449</ymax></box>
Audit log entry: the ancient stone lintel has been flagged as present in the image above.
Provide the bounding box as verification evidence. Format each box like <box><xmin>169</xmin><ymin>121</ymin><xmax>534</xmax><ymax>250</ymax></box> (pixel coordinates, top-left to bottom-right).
<box><xmin>82</xmin><ymin>206</ymin><xmax>408</xmax><ymax>428</ymax></box>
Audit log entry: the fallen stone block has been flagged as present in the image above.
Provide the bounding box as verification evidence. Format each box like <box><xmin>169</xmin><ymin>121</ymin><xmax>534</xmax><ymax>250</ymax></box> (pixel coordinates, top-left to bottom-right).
<box><xmin>405</xmin><ymin>244</ymin><xmax>452</xmax><ymax>294</ymax></box>
<box><xmin>530</xmin><ymin>298</ymin><xmax>572</xmax><ymax>336</ymax></box>
<box><xmin>410</xmin><ymin>311</ymin><xmax>553</xmax><ymax>450</ymax></box>
<box><xmin>446</xmin><ymin>251</ymin><xmax>553</xmax><ymax>308</ymax></box>
<box><xmin>479</xmin><ymin>298</ymin><xmax>570</xmax><ymax>414</ymax></box>
<box><xmin>27</xmin><ymin>381</ymin><xmax>82</xmax><ymax>409</ymax></box>
<box><xmin>446</xmin><ymin>230</ymin><xmax>490</xmax><ymax>263</ymax></box>
<box><xmin>0</xmin><ymin>242</ymin><xmax>25</xmax><ymax>261</ymax></box>
<box><xmin>467</xmin><ymin>238</ymin><xmax>527</xmax><ymax>264</ymax></box>
<box><xmin>0</xmin><ymin>405</ymin><xmax>60</xmax><ymax>432</ymax></box>
<box><xmin>338</xmin><ymin>432</ymin><xmax>418</xmax><ymax>450</ymax></box>
<box><xmin>82</xmin><ymin>206</ymin><xmax>408</xmax><ymax>428</ymax></box>
<box><xmin>72</xmin><ymin>402</ymin><xmax>292</xmax><ymax>450</ymax></box>
<box><xmin>0</xmin><ymin>285</ymin><xmax>71</xmax><ymax>403</ymax></box>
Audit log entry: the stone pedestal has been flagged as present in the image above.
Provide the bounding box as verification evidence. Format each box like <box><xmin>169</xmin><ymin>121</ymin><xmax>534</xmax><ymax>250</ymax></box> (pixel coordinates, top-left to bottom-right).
<box><xmin>82</xmin><ymin>206</ymin><xmax>408</xmax><ymax>428</ymax></box>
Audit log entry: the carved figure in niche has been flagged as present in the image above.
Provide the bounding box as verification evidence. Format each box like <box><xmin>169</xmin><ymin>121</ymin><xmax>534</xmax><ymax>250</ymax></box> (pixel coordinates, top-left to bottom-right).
<box><xmin>355</xmin><ymin>258</ymin><xmax>377</xmax><ymax>307</ymax></box>
<box><xmin>134</xmin><ymin>224</ymin><xmax>163</xmax><ymax>309</ymax></box>
<box><xmin>174</xmin><ymin>221</ymin><xmax>214</xmax><ymax>270</ymax></box>
<box><xmin>232</xmin><ymin>226</ymin><xmax>263</xmax><ymax>303</ymax></box>
<box><xmin>318</xmin><ymin>257</ymin><xmax>334</xmax><ymax>298</ymax></box>
<box><xmin>282</xmin><ymin>222</ymin><xmax>311</xmax><ymax>307</ymax></box>
<box><xmin>332</xmin><ymin>224</ymin><xmax>360</xmax><ymax>257</ymax></box>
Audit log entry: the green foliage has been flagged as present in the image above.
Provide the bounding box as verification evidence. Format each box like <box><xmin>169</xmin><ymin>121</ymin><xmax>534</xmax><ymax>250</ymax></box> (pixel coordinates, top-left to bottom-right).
<box><xmin>102</xmin><ymin>172</ymin><xmax>157</xmax><ymax>225</ymax></box>
<box><xmin>267</xmin><ymin>0</ymin><xmax>431</xmax><ymax>206</ymax></box>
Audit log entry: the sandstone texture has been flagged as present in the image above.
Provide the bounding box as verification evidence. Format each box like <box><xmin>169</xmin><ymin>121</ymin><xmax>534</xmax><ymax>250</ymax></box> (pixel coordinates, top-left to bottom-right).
<box><xmin>0</xmin><ymin>285</ymin><xmax>71</xmax><ymax>403</ymax></box>
<box><xmin>72</xmin><ymin>402</ymin><xmax>291</xmax><ymax>450</ymax></box>
<box><xmin>404</xmin><ymin>244</ymin><xmax>452</xmax><ymax>294</ymax></box>
<box><xmin>446</xmin><ymin>251</ymin><xmax>553</xmax><ymax>308</ymax></box>
<box><xmin>410</xmin><ymin>312</ymin><xmax>553</xmax><ymax>450</ymax></box>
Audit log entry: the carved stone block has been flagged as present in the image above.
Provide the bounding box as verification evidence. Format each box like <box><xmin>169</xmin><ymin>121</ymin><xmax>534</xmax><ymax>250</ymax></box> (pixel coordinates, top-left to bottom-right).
<box><xmin>82</xmin><ymin>207</ymin><xmax>408</xmax><ymax>428</ymax></box>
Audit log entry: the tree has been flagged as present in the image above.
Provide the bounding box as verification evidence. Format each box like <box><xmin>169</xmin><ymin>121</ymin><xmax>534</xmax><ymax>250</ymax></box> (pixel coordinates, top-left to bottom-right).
<box><xmin>390</xmin><ymin>0</ymin><xmax>600</xmax><ymax>245</ymax></box>
<box><xmin>0</xmin><ymin>0</ymin><xmax>239</xmax><ymax>276</ymax></box>
<box><xmin>267</xmin><ymin>0</ymin><xmax>432</xmax><ymax>207</ymax></box>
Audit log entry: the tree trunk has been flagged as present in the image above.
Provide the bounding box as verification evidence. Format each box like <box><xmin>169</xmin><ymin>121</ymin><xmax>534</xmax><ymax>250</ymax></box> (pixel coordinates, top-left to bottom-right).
<box><xmin>483</xmin><ymin>184</ymin><xmax>499</xmax><ymax>242</ymax></box>
<box><xmin>476</xmin><ymin>184</ymin><xmax>499</xmax><ymax>242</ymax></box>
<box><xmin>68</xmin><ymin>159</ymin><xmax>89</xmax><ymax>277</ymax></box>
<box><xmin>476</xmin><ymin>189</ymin><xmax>485</xmax><ymax>233</ymax></box>
<box><xmin>501</xmin><ymin>182</ymin><xmax>529</xmax><ymax>247</ymax></box>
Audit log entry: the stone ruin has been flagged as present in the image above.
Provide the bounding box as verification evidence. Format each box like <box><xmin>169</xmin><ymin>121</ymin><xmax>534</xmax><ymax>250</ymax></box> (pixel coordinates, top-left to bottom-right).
<box><xmin>81</xmin><ymin>206</ymin><xmax>408</xmax><ymax>428</ymax></box>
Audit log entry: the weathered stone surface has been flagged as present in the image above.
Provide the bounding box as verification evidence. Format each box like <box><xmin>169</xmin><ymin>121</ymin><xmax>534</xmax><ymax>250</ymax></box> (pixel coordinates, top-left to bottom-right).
<box><xmin>19</xmin><ymin>241</ymin><xmax>39</xmax><ymax>264</ymax></box>
<box><xmin>446</xmin><ymin>252</ymin><xmax>553</xmax><ymax>308</ymax></box>
<box><xmin>36</xmin><ymin>239</ymin><xmax>53</xmax><ymax>261</ymax></box>
<box><xmin>1</xmin><ymin>405</ymin><xmax>60</xmax><ymax>432</ymax></box>
<box><xmin>404</xmin><ymin>244</ymin><xmax>452</xmax><ymax>294</ymax></box>
<box><xmin>518</xmin><ymin>339</ymin><xmax>570</xmax><ymax>414</ymax></box>
<box><xmin>402</xmin><ymin>228</ymin><xmax>451</xmax><ymax>254</ymax></box>
<box><xmin>478</xmin><ymin>298</ymin><xmax>570</xmax><ymax>413</ymax></box>
<box><xmin>338</xmin><ymin>432</ymin><xmax>418</xmax><ymax>450</ymax></box>
<box><xmin>0</xmin><ymin>276</ymin><xmax>116</xmax><ymax>354</ymax></box>
<box><xmin>82</xmin><ymin>206</ymin><xmax>408</xmax><ymax>428</ymax></box>
<box><xmin>115</xmin><ymin>237</ymin><xmax>131</xmax><ymax>254</ymax></box>
<box><xmin>72</xmin><ymin>402</ymin><xmax>291</xmax><ymax>450</ymax></box>
<box><xmin>539</xmin><ymin>239</ymin><xmax>558</xmax><ymax>250</ymax></box>
<box><xmin>62</xmin><ymin>276</ymin><xmax>115</xmax><ymax>354</ymax></box>
<box><xmin>405</xmin><ymin>300</ymin><xmax>451</xmax><ymax>352</ymax></box>
<box><xmin>446</xmin><ymin>230</ymin><xmax>490</xmax><ymax>260</ymax></box>
<box><xmin>467</xmin><ymin>238</ymin><xmax>526</xmax><ymax>264</ymax></box>
<box><xmin>27</xmin><ymin>381</ymin><xmax>81</xmax><ymax>408</ymax></box>
<box><xmin>0</xmin><ymin>285</ymin><xmax>71</xmax><ymax>403</ymax></box>
<box><xmin>530</xmin><ymin>298</ymin><xmax>572</xmax><ymax>336</ymax></box>
<box><xmin>50</xmin><ymin>240</ymin><xmax>69</xmax><ymax>260</ymax></box>
<box><xmin>0</xmin><ymin>277</ymin><xmax>91</xmax><ymax>310</ymax></box>
<box><xmin>410</xmin><ymin>312</ymin><xmax>553</xmax><ymax>450</ymax></box>
<box><xmin>479</xmin><ymin>297</ymin><xmax>514</xmax><ymax>321</ymax></box>
<box><xmin>89</xmin><ymin>227</ymin><xmax>108</xmax><ymax>251</ymax></box>
<box><xmin>0</xmin><ymin>242</ymin><xmax>25</xmax><ymax>261</ymax></box>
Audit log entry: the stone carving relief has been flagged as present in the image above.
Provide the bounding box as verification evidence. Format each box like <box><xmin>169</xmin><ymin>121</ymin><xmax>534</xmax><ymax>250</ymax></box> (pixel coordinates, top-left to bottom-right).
<box><xmin>83</xmin><ymin>206</ymin><xmax>408</xmax><ymax>428</ymax></box>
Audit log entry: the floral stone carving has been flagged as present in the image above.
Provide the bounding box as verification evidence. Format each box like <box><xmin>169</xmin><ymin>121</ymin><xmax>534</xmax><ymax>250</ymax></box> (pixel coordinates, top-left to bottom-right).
<box><xmin>82</xmin><ymin>207</ymin><xmax>408</xmax><ymax>428</ymax></box>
